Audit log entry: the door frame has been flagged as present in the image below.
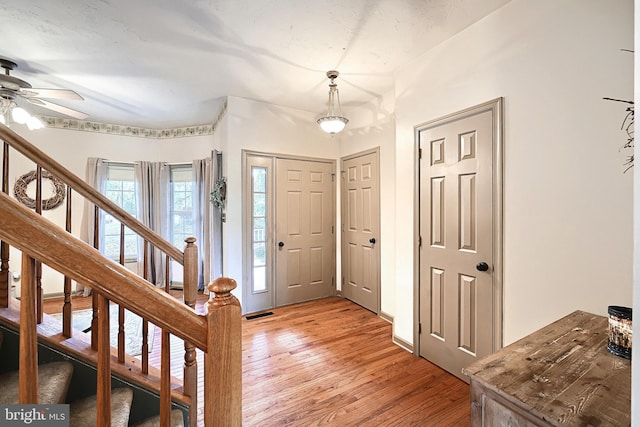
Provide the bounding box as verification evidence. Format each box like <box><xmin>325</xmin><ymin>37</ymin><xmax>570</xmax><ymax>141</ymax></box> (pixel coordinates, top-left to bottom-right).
<box><xmin>242</xmin><ymin>152</ymin><xmax>275</xmax><ymax>314</ymax></box>
<box><xmin>340</xmin><ymin>147</ymin><xmax>381</xmax><ymax>314</ymax></box>
<box><xmin>413</xmin><ymin>98</ymin><xmax>504</xmax><ymax>356</ymax></box>
<box><xmin>242</xmin><ymin>150</ymin><xmax>337</xmax><ymax>314</ymax></box>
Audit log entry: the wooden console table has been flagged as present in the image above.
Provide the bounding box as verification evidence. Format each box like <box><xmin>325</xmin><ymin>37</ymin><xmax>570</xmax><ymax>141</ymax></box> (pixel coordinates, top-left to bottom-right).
<box><xmin>463</xmin><ymin>310</ymin><xmax>630</xmax><ymax>426</ymax></box>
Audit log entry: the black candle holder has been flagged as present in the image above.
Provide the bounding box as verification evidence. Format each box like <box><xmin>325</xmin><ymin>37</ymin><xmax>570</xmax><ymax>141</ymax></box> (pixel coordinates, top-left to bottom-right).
<box><xmin>607</xmin><ymin>305</ymin><xmax>632</xmax><ymax>359</ymax></box>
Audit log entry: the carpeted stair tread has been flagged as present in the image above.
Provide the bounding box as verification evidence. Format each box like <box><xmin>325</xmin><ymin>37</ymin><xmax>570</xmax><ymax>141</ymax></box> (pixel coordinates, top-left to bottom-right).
<box><xmin>132</xmin><ymin>409</ymin><xmax>185</xmax><ymax>427</ymax></box>
<box><xmin>69</xmin><ymin>387</ymin><xmax>133</xmax><ymax>427</ymax></box>
<box><xmin>0</xmin><ymin>361</ymin><xmax>74</xmax><ymax>404</ymax></box>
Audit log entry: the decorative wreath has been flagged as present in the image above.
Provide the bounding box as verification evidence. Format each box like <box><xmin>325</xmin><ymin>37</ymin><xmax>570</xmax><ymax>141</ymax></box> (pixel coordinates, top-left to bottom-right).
<box><xmin>14</xmin><ymin>169</ymin><xmax>66</xmax><ymax>210</ymax></box>
<box><xmin>210</xmin><ymin>177</ymin><xmax>227</xmax><ymax>210</ymax></box>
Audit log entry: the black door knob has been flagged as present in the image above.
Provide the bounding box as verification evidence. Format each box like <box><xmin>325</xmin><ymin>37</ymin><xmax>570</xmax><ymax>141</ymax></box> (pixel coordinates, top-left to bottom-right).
<box><xmin>369</xmin><ymin>238</ymin><xmax>376</xmax><ymax>244</ymax></box>
<box><xmin>278</xmin><ymin>241</ymin><xmax>284</xmax><ymax>248</ymax></box>
<box><xmin>476</xmin><ymin>262</ymin><xmax>489</xmax><ymax>272</ymax></box>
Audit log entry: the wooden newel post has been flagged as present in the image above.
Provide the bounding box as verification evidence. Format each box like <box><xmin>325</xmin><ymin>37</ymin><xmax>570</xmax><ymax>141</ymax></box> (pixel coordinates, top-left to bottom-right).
<box><xmin>204</xmin><ymin>277</ymin><xmax>242</xmax><ymax>427</ymax></box>
<box><xmin>1</xmin><ymin>140</ymin><xmax>9</xmax><ymax>308</ymax></box>
<box><xmin>0</xmin><ymin>241</ymin><xmax>8</xmax><ymax>308</ymax></box>
<box><xmin>19</xmin><ymin>253</ymin><xmax>38</xmax><ymax>403</ymax></box>
<box><xmin>183</xmin><ymin>237</ymin><xmax>199</xmax><ymax>427</ymax></box>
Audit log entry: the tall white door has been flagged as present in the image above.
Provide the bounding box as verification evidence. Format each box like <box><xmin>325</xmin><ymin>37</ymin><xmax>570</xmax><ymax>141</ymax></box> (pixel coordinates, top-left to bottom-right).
<box><xmin>275</xmin><ymin>158</ymin><xmax>335</xmax><ymax>306</ymax></box>
<box><xmin>341</xmin><ymin>150</ymin><xmax>380</xmax><ymax>313</ymax></box>
<box><xmin>418</xmin><ymin>100</ymin><xmax>502</xmax><ymax>382</ymax></box>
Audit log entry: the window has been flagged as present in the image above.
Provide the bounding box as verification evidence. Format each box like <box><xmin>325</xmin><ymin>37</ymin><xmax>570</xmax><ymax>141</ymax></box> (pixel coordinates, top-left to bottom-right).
<box><xmin>104</xmin><ymin>163</ymin><xmax>137</xmax><ymax>261</ymax></box>
<box><xmin>170</xmin><ymin>165</ymin><xmax>194</xmax><ymax>249</ymax></box>
<box><xmin>252</xmin><ymin>166</ymin><xmax>267</xmax><ymax>292</ymax></box>
<box><xmin>100</xmin><ymin>162</ymin><xmax>195</xmax><ymax>281</ymax></box>
<box><xmin>169</xmin><ymin>165</ymin><xmax>193</xmax><ymax>286</ymax></box>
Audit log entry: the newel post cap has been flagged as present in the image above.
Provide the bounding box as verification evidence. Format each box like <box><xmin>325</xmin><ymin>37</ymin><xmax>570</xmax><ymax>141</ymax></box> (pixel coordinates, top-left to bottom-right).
<box><xmin>206</xmin><ymin>277</ymin><xmax>239</xmax><ymax>310</ymax></box>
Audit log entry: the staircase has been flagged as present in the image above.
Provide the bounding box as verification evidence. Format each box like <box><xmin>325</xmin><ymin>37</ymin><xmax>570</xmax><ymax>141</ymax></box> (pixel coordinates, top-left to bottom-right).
<box><xmin>0</xmin><ymin>327</ymin><xmax>188</xmax><ymax>426</ymax></box>
<box><xmin>0</xmin><ymin>123</ymin><xmax>242</xmax><ymax>426</ymax></box>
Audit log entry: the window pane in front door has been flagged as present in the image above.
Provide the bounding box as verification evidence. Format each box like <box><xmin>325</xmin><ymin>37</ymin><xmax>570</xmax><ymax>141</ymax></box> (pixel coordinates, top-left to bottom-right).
<box><xmin>252</xmin><ymin>167</ymin><xmax>267</xmax><ymax>293</ymax></box>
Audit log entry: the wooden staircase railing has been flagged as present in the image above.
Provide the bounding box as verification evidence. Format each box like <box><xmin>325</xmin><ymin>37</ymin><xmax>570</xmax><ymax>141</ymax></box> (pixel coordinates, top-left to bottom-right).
<box><xmin>0</xmin><ymin>123</ymin><xmax>241</xmax><ymax>426</ymax></box>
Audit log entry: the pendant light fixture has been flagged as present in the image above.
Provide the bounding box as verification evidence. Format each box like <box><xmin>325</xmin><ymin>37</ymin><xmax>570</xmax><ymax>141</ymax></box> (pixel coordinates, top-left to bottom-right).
<box><xmin>317</xmin><ymin>70</ymin><xmax>348</xmax><ymax>134</ymax></box>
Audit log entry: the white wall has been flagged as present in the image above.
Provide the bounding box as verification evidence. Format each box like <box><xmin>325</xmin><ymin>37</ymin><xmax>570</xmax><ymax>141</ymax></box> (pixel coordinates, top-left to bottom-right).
<box><xmin>221</xmin><ymin>96</ymin><xmax>339</xmax><ymax>306</ymax></box>
<box><xmin>338</xmin><ymin>89</ymin><xmax>396</xmax><ymax>317</ymax></box>
<box><xmin>394</xmin><ymin>0</ymin><xmax>634</xmax><ymax>345</ymax></box>
<box><xmin>6</xmin><ymin>124</ymin><xmax>215</xmax><ymax>296</ymax></box>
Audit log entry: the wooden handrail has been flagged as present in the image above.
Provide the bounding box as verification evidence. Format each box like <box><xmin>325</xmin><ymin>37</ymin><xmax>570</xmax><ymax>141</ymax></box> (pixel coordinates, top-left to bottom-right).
<box><xmin>0</xmin><ymin>124</ymin><xmax>183</xmax><ymax>263</ymax></box>
<box><xmin>0</xmin><ymin>192</ymin><xmax>208</xmax><ymax>350</ymax></box>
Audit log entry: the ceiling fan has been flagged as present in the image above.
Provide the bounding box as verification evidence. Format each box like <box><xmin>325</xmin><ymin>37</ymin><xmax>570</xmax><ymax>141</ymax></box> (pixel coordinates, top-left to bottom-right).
<box><xmin>0</xmin><ymin>58</ymin><xmax>88</xmax><ymax>120</ymax></box>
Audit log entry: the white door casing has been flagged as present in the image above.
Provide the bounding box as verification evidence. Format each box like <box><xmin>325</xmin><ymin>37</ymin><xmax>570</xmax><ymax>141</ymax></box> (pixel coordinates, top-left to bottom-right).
<box><xmin>415</xmin><ymin>98</ymin><xmax>503</xmax><ymax>382</ymax></box>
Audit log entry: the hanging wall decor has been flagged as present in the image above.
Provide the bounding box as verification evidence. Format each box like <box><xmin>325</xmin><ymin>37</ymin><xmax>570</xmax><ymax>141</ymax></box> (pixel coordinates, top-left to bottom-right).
<box><xmin>211</xmin><ymin>176</ymin><xmax>227</xmax><ymax>211</ymax></box>
<box><xmin>14</xmin><ymin>169</ymin><xmax>66</xmax><ymax>210</ymax></box>
<box><xmin>210</xmin><ymin>150</ymin><xmax>226</xmax><ymax>222</ymax></box>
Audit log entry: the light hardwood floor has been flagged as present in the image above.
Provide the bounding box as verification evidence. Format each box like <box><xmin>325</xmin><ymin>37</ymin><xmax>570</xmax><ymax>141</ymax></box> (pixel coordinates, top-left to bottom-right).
<box><xmin>45</xmin><ymin>295</ymin><xmax>470</xmax><ymax>426</ymax></box>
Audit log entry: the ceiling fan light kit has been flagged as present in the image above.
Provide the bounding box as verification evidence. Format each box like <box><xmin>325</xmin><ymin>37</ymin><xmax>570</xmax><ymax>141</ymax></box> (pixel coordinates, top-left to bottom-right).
<box><xmin>0</xmin><ymin>98</ymin><xmax>45</xmax><ymax>130</ymax></box>
<box><xmin>317</xmin><ymin>70</ymin><xmax>348</xmax><ymax>134</ymax></box>
<box><xmin>0</xmin><ymin>58</ymin><xmax>88</xmax><ymax>130</ymax></box>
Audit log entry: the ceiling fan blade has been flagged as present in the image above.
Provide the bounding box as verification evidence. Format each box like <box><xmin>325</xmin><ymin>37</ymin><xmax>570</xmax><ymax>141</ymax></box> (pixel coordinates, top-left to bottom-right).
<box><xmin>20</xmin><ymin>88</ymin><xmax>84</xmax><ymax>100</ymax></box>
<box><xmin>26</xmin><ymin>98</ymin><xmax>88</xmax><ymax>120</ymax></box>
<box><xmin>26</xmin><ymin>97</ymin><xmax>45</xmax><ymax>106</ymax></box>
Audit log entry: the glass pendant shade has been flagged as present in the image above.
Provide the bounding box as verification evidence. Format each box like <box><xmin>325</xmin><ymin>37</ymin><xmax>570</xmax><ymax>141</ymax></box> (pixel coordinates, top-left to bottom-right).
<box><xmin>317</xmin><ymin>71</ymin><xmax>348</xmax><ymax>134</ymax></box>
<box><xmin>317</xmin><ymin>116</ymin><xmax>348</xmax><ymax>134</ymax></box>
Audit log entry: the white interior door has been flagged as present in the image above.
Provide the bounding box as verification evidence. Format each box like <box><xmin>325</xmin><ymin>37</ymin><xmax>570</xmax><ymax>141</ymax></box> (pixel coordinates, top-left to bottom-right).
<box><xmin>341</xmin><ymin>150</ymin><xmax>380</xmax><ymax>313</ymax></box>
<box><xmin>275</xmin><ymin>158</ymin><xmax>335</xmax><ymax>306</ymax></box>
<box><xmin>418</xmin><ymin>100</ymin><xmax>502</xmax><ymax>382</ymax></box>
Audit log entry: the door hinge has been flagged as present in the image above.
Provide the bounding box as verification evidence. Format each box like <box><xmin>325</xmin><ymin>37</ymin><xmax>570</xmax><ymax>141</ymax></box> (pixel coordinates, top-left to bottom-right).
<box><xmin>418</xmin><ymin>236</ymin><xmax>422</xmax><ymax>247</ymax></box>
<box><xmin>419</xmin><ymin>323</ymin><xmax>422</xmax><ymax>334</ymax></box>
<box><xmin>419</xmin><ymin>147</ymin><xmax>422</xmax><ymax>159</ymax></box>
<box><xmin>332</xmin><ymin>225</ymin><xmax>334</xmax><ymax>234</ymax></box>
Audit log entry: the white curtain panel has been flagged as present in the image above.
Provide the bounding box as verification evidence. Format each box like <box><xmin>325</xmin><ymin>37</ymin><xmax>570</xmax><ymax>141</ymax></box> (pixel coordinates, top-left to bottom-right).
<box><xmin>78</xmin><ymin>157</ymin><xmax>108</xmax><ymax>295</ymax></box>
<box><xmin>135</xmin><ymin>161</ymin><xmax>170</xmax><ymax>287</ymax></box>
<box><xmin>193</xmin><ymin>158</ymin><xmax>212</xmax><ymax>291</ymax></box>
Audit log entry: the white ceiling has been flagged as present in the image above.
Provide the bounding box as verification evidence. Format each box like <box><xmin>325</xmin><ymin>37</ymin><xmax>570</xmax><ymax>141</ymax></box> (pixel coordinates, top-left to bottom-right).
<box><xmin>0</xmin><ymin>0</ymin><xmax>510</xmax><ymax>129</ymax></box>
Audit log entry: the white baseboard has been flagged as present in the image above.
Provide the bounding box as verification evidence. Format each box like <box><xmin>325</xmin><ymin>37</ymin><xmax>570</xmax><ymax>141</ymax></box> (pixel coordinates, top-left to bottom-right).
<box><xmin>393</xmin><ymin>335</ymin><xmax>414</xmax><ymax>353</ymax></box>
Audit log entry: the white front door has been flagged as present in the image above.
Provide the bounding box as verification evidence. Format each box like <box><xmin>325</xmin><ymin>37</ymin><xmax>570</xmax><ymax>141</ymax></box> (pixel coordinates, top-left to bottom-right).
<box><xmin>243</xmin><ymin>154</ymin><xmax>336</xmax><ymax>313</ymax></box>
<box><xmin>417</xmin><ymin>99</ymin><xmax>503</xmax><ymax>382</ymax></box>
<box><xmin>341</xmin><ymin>150</ymin><xmax>380</xmax><ymax>313</ymax></box>
<box><xmin>275</xmin><ymin>158</ymin><xmax>335</xmax><ymax>306</ymax></box>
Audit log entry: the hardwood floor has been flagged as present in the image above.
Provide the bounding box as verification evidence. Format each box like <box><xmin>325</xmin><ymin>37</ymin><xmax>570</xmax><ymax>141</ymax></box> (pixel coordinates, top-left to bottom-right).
<box><xmin>241</xmin><ymin>297</ymin><xmax>469</xmax><ymax>426</ymax></box>
<box><xmin>44</xmin><ymin>295</ymin><xmax>470</xmax><ymax>426</ymax></box>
